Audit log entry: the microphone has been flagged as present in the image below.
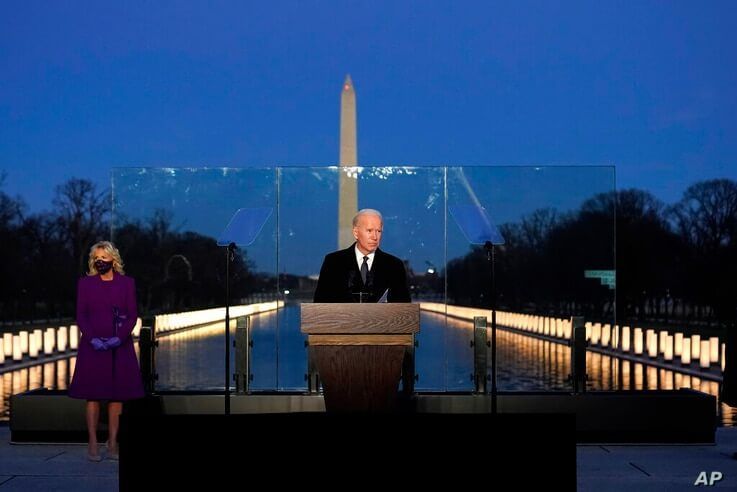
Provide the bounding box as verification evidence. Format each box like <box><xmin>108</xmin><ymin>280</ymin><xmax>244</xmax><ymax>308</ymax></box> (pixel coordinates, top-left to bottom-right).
<box><xmin>348</xmin><ymin>270</ymin><xmax>370</xmax><ymax>303</ymax></box>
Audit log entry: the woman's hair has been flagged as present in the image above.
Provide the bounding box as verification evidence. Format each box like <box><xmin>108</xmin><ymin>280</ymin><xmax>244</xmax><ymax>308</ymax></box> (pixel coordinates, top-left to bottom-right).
<box><xmin>87</xmin><ymin>241</ymin><xmax>125</xmax><ymax>276</ymax></box>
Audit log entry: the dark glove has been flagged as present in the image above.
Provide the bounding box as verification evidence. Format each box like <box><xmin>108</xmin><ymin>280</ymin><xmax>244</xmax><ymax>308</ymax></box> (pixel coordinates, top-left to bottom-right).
<box><xmin>90</xmin><ymin>338</ymin><xmax>106</xmax><ymax>351</ymax></box>
<box><xmin>103</xmin><ymin>336</ymin><xmax>121</xmax><ymax>349</ymax></box>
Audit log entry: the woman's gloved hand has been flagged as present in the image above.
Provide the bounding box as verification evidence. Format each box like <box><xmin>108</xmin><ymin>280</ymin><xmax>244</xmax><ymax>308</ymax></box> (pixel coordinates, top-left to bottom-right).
<box><xmin>90</xmin><ymin>338</ymin><xmax>107</xmax><ymax>351</ymax></box>
<box><xmin>103</xmin><ymin>336</ymin><xmax>121</xmax><ymax>349</ymax></box>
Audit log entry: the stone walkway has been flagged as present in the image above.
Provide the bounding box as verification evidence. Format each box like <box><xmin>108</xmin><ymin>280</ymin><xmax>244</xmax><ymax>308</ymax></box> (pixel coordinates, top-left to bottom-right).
<box><xmin>2</xmin><ymin>424</ymin><xmax>737</xmax><ymax>491</ymax></box>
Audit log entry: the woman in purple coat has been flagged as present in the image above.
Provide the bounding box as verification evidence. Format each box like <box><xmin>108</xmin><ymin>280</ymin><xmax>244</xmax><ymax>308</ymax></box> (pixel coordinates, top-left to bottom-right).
<box><xmin>69</xmin><ymin>241</ymin><xmax>144</xmax><ymax>461</ymax></box>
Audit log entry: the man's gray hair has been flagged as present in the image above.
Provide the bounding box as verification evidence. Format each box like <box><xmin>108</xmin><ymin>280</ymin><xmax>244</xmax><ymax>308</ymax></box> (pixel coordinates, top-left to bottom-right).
<box><xmin>352</xmin><ymin>208</ymin><xmax>383</xmax><ymax>227</ymax></box>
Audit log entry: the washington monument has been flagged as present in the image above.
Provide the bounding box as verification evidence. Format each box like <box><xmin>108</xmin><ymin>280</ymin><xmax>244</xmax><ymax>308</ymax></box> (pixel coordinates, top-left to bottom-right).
<box><xmin>337</xmin><ymin>74</ymin><xmax>358</xmax><ymax>249</ymax></box>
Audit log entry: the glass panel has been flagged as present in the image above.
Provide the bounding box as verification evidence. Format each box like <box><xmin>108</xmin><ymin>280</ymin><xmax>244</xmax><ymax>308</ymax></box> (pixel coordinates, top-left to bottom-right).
<box><xmin>111</xmin><ymin>168</ymin><xmax>277</xmax><ymax>391</ymax></box>
<box><xmin>277</xmin><ymin>166</ymin><xmax>447</xmax><ymax>390</ymax></box>
<box><xmin>356</xmin><ymin>167</ymin><xmax>448</xmax><ymax>391</ymax></box>
<box><xmin>446</xmin><ymin>166</ymin><xmax>616</xmax><ymax>392</ymax></box>
<box><xmin>109</xmin><ymin>165</ymin><xmax>615</xmax><ymax>396</ymax></box>
<box><xmin>275</xmin><ymin>167</ymin><xmax>337</xmax><ymax>391</ymax></box>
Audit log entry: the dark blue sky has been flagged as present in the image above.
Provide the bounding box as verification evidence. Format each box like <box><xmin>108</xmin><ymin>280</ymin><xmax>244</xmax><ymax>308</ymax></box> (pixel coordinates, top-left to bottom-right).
<box><xmin>1</xmin><ymin>1</ymin><xmax>736</xmax><ymax>212</ymax></box>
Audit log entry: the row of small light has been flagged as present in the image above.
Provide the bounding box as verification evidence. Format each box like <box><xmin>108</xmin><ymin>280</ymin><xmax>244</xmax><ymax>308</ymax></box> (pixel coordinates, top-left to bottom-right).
<box><xmin>0</xmin><ymin>320</ymin><xmax>142</xmax><ymax>366</ymax></box>
<box><xmin>4</xmin><ymin>301</ymin><xmax>722</xmax><ymax>375</ymax></box>
<box><xmin>153</xmin><ymin>301</ymin><xmax>283</xmax><ymax>333</ymax></box>
<box><xmin>1</xmin><ymin>301</ymin><xmax>283</xmax><ymax>367</ymax></box>
<box><xmin>419</xmin><ymin>303</ymin><xmax>724</xmax><ymax>372</ymax></box>
<box><xmin>582</xmin><ymin>322</ymin><xmax>722</xmax><ymax>370</ymax></box>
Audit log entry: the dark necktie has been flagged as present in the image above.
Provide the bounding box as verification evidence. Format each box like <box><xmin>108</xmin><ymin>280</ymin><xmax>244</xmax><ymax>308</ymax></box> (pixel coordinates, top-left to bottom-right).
<box><xmin>361</xmin><ymin>256</ymin><xmax>369</xmax><ymax>285</ymax></box>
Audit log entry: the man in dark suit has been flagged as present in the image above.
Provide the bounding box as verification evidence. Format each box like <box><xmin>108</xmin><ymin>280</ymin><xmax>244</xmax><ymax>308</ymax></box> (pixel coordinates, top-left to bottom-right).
<box><xmin>314</xmin><ymin>209</ymin><xmax>411</xmax><ymax>303</ymax></box>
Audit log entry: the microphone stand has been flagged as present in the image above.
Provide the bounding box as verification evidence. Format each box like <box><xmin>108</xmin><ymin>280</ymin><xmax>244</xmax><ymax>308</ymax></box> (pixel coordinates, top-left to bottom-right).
<box><xmin>225</xmin><ymin>242</ymin><xmax>235</xmax><ymax>415</ymax></box>
<box><xmin>484</xmin><ymin>240</ymin><xmax>497</xmax><ymax>414</ymax></box>
<box><xmin>351</xmin><ymin>292</ymin><xmax>371</xmax><ymax>303</ymax></box>
<box><xmin>350</xmin><ymin>270</ymin><xmax>372</xmax><ymax>303</ymax></box>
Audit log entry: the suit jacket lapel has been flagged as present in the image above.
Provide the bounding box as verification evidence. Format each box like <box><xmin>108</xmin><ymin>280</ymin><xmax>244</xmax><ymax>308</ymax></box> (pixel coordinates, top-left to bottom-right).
<box><xmin>344</xmin><ymin>245</ymin><xmax>364</xmax><ymax>289</ymax></box>
<box><xmin>371</xmin><ymin>249</ymin><xmax>384</xmax><ymax>287</ymax></box>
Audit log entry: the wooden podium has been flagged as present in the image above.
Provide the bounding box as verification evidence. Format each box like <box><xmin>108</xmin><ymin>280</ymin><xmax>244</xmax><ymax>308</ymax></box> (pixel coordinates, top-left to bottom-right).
<box><xmin>301</xmin><ymin>303</ymin><xmax>420</xmax><ymax>412</ymax></box>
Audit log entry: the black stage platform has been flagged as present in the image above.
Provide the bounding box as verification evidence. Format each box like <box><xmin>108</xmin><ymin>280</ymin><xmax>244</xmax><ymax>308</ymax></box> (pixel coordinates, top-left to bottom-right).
<box><xmin>118</xmin><ymin>412</ymin><xmax>576</xmax><ymax>490</ymax></box>
<box><xmin>10</xmin><ymin>388</ymin><xmax>716</xmax><ymax>444</ymax></box>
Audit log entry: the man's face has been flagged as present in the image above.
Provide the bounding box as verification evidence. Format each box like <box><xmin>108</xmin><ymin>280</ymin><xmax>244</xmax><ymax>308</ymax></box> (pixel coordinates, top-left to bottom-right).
<box><xmin>353</xmin><ymin>214</ymin><xmax>382</xmax><ymax>254</ymax></box>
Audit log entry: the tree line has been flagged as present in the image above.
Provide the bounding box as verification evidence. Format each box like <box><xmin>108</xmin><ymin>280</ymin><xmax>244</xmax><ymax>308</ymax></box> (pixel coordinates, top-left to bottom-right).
<box><xmin>446</xmin><ymin>179</ymin><xmax>737</xmax><ymax>331</ymax></box>
<box><xmin>0</xmin><ymin>174</ymin><xmax>257</xmax><ymax>323</ymax></box>
<box><xmin>1</xmin><ymin>173</ymin><xmax>735</xmax><ymax>333</ymax></box>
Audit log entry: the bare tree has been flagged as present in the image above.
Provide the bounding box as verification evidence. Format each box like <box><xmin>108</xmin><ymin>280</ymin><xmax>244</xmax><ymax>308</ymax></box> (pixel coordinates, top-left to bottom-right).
<box><xmin>519</xmin><ymin>208</ymin><xmax>560</xmax><ymax>249</ymax></box>
<box><xmin>52</xmin><ymin>178</ymin><xmax>111</xmax><ymax>274</ymax></box>
<box><xmin>667</xmin><ymin>179</ymin><xmax>737</xmax><ymax>324</ymax></box>
<box><xmin>0</xmin><ymin>171</ymin><xmax>24</xmax><ymax>228</ymax></box>
<box><xmin>615</xmin><ymin>189</ymin><xmax>667</xmax><ymax>224</ymax></box>
<box><xmin>148</xmin><ymin>208</ymin><xmax>176</xmax><ymax>245</ymax></box>
<box><xmin>0</xmin><ymin>172</ymin><xmax>27</xmax><ymax>318</ymax></box>
<box><xmin>669</xmin><ymin>179</ymin><xmax>737</xmax><ymax>250</ymax></box>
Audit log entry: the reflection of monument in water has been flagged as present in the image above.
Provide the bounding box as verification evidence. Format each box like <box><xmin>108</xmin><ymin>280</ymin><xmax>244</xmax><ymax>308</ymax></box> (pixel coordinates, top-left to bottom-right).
<box><xmin>338</xmin><ymin>74</ymin><xmax>358</xmax><ymax>249</ymax></box>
